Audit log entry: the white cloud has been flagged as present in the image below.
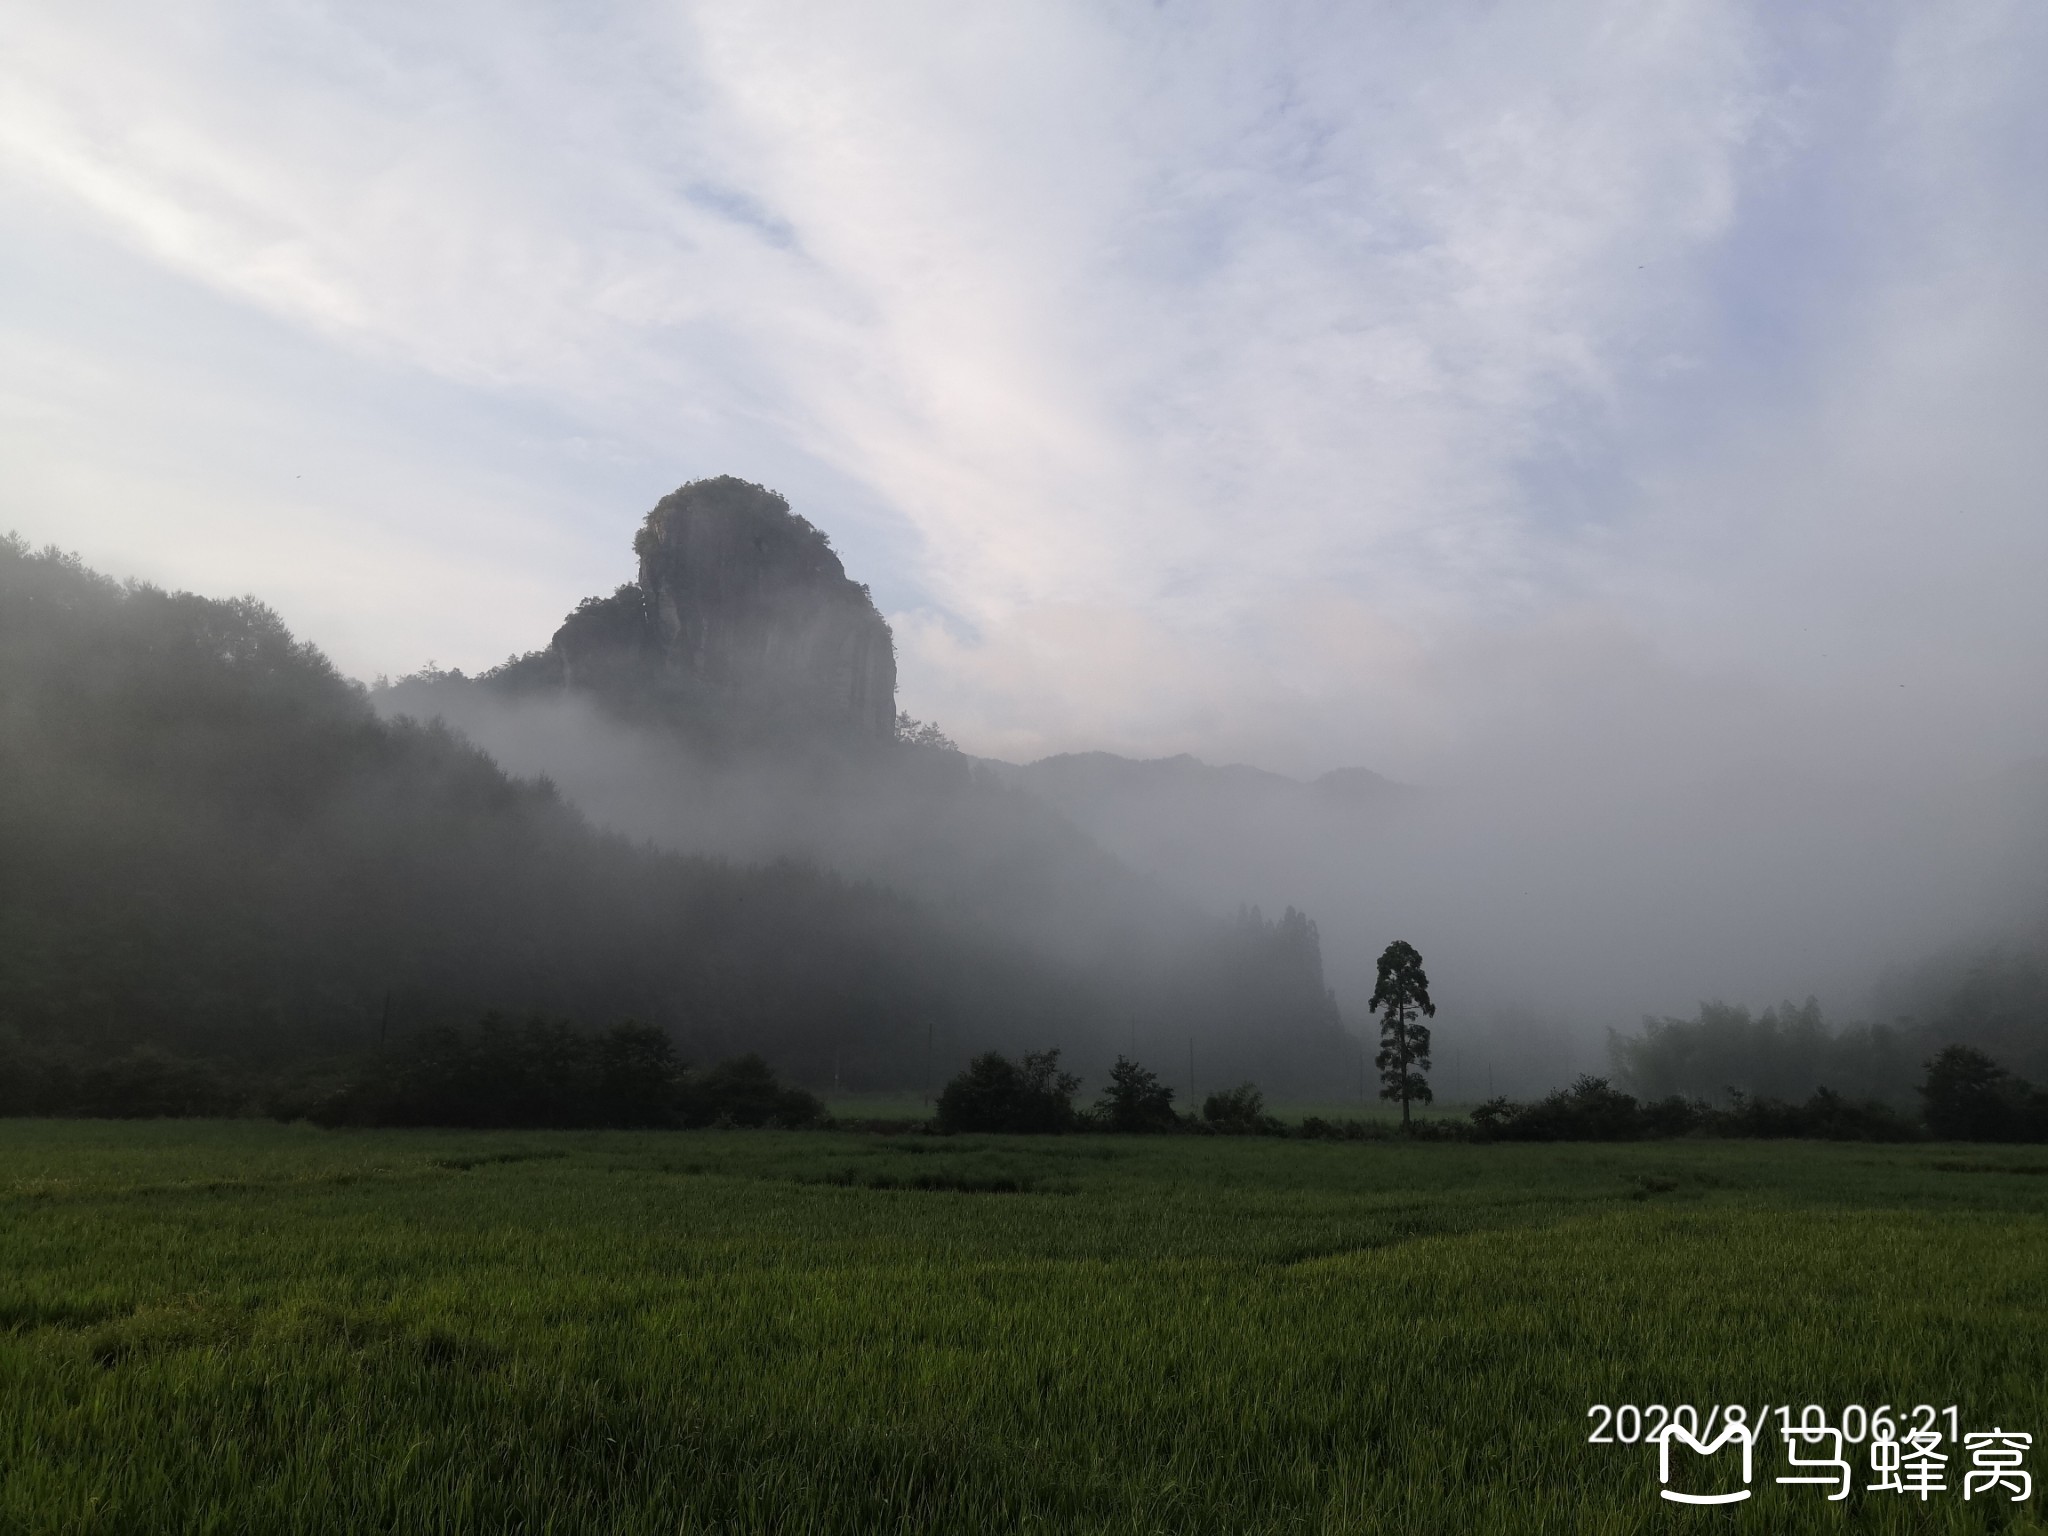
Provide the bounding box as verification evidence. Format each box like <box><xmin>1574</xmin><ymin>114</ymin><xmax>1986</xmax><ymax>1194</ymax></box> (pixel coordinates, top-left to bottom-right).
<box><xmin>0</xmin><ymin>0</ymin><xmax>2041</xmax><ymax>781</ymax></box>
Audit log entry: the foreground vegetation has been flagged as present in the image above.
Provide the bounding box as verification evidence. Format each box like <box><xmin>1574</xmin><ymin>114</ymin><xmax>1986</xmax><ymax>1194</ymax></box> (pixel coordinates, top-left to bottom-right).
<box><xmin>3</xmin><ymin>1121</ymin><xmax>2046</xmax><ymax>1533</ymax></box>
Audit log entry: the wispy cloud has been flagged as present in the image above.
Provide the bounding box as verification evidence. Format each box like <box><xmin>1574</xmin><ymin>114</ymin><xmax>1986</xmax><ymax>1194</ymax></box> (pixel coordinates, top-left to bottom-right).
<box><xmin>1</xmin><ymin>0</ymin><xmax>2041</xmax><ymax>779</ymax></box>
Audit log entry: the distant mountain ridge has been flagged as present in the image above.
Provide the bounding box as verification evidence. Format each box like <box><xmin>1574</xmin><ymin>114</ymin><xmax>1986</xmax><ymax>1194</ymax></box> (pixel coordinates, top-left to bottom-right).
<box><xmin>995</xmin><ymin>751</ymin><xmax>1405</xmax><ymax>807</ymax></box>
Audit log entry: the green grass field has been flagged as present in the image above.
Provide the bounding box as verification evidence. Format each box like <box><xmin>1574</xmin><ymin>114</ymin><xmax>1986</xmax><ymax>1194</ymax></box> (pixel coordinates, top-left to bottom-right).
<box><xmin>4</xmin><ymin>1122</ymin><xmax>2046</xmax><ymax>1533</ymax></box>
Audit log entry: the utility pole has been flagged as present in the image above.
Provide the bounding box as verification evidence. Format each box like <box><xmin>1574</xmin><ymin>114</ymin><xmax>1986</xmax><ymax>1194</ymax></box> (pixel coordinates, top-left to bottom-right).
<box><xmin>924</xmin><ymin>1020</ymin><xmax>934</xmax><ymax>1107</ymax></box>
<box><xmin>1188</xmin><ymin>1037</ymin><xmax>1195</xmax><ymax>1106</ymax></box>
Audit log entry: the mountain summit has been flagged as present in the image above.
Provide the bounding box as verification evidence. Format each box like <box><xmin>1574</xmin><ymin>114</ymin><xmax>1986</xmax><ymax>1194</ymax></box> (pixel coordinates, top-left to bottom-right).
<box><xmin>504</xmin><ymin>477</ymin><xmax>897</xmax><ymax>743</ymax></box>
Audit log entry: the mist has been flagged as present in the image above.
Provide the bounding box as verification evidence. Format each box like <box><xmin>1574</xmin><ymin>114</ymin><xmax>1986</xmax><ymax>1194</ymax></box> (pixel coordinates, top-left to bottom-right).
<box><xmin>1020</xmin><ymin>748</ymin><xmax>2045</xmax><ymax>1096</ymax></box>
<box><xmin>375</xmin><ymin>650</ymin><xmax>2047</xmax><ymax>1100</ymax></box>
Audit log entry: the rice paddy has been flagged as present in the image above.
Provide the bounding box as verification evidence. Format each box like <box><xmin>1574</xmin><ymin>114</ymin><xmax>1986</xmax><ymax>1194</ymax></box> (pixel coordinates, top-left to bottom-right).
<box><xmin>3</xmin><ymin>1121</ymin><xmax>2046</xmax><ymax>1533</ymax></box>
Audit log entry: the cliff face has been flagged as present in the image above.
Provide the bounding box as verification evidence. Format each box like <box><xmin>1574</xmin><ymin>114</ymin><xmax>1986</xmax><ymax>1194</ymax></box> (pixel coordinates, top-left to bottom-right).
<box><xmin>547</xmin><ymin>477</ymin><xmax>897</xmax><ymax>743</ymax></box>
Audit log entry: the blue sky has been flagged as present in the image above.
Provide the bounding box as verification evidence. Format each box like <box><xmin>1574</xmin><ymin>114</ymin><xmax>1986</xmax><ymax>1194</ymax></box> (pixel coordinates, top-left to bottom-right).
<box><xmin>3</xmin><ymin>0</ymin><xmax>2043</xmax><ymax>782</ymax></box>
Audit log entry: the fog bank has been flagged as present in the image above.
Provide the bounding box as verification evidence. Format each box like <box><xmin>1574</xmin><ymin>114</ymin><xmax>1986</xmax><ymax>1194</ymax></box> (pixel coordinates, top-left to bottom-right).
<box><xmin>377</xmin><ymin>671</ymin><xmax>2046</xmax><ymax>1098</ymax></box>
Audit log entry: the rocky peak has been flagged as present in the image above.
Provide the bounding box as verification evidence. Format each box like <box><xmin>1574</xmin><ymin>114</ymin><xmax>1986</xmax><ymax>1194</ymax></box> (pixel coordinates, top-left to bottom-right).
<box><xmin>544</xmin><ymin>477</ymin><xmax>897</xmax><ymax>743</ymax></box>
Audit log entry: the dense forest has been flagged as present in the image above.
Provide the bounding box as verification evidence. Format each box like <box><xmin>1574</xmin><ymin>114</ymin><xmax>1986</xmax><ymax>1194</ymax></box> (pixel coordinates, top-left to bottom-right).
<box><xmin>1612</xmin><ymin>951</ymin><xmax>2048</xmax><ymax>1106</ymax></box>
<box><xmin>0</xmin><ymin>536</ymin><xmax>1353</xmax><ymax>1097</ymax></box>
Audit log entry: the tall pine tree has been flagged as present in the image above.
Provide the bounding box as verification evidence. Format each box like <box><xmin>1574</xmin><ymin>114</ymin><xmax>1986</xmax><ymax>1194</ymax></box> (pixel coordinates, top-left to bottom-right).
<box><xmin>1370</xmin><ymin>941</ymin><xmax>1435</xmax><ymax>1132</ymax></box>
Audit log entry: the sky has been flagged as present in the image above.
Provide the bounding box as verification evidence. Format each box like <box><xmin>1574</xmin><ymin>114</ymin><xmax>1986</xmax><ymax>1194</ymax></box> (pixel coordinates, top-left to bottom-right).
<box><xmin>3</xmin><ymin>0</ymin><xmax>2044</xmax><ymax>786</ymax></box>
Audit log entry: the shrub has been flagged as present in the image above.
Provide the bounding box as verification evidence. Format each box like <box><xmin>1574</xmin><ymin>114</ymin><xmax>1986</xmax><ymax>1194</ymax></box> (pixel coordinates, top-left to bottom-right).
<box><xmin>1201</xmin><ymin>1082</ymin><xmax>1276</xmax><ymax>1135</ymax></box>
<box><xmin>934</xmin><ymin>1049</ymin><xmax>1080</xmax><ymax>1134</ymax></box>
<box><xmin>1722</xmin><ymin>1086</ymin><xmax>1918</xmax><ymax>1142</ymax></box>
<box><xmin>1094</xmin><ymin>1056</ymin><xmax>1180</xmax><ymax>1133</ymax></box>
<box><xmin>681</xmin><ymin>1054</ymin><xmax>826</xmax><ymax>1129</ymax></box>
<box><xmin>312</xmin><ymin>1017</ymin><xmax>612</xmax><ymax>1128</ymax></box>
<box><xmin>1478</xmin><ymin>1077</ymin><xmax>1651</xmax><ymax>1141</ymax></box>
<box><xmin>1920</xmin><ymin>1045</ymin><xmax>2048</xmax><ymax>1141</ymax></box>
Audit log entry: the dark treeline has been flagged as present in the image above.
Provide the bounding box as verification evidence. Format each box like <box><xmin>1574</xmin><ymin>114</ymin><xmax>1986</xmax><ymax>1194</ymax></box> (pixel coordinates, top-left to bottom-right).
<box><xmin>1471</xmin><ymin>1077</ymin><xmax>1920</xmax><ymax>1142</ymax></box>
<box><xmin>0</xmin><ymin>1018</ymin><xmax>828</xmax><ymax>1129</ymax></box>
<box><xmin>1612</xmin><ymin>953</ymin><xmax>2048</xmax><ymax>1105</ymax></box>
<box><xmin>0</xmin><ymin>537</ymin><xmax>1353</xmax><ymax>1093</ymax></box>
<box><xmin>13</xmin><ymin>1018</ymin><xmax>2048</xmax><ymax>1144</ymax></box>
<box><xmin>0</xmin><ymin>1037</ymin><xmax>248</xmax><ymax>1120</ymax></box>
<box><xmin>309</xmin><ymin>1018</ymin><xmax>828</xmax><ymax>1129</ymax></box>
<box><xmin>1476</xmin><ymin>1043</ymin><xmax>2048</xmax><ymax>1143</ymax></box>
<box><xmin>932</xmin><ymin>1048</ymin><xmax>1280</xmax><ymax>1135</ymax></box>
<box><xmin>921</xmin><ymin>1043</ymin><xmax>2048</xmax><ymax>1143</ymax></box>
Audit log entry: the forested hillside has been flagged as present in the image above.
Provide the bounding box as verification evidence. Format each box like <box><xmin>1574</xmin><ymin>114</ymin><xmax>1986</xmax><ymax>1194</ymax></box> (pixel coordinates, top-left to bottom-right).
<box><xmin>0</xmin><ymin>537</ymin><xmax>1352</xmax><ymax>1093</ymax></box>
